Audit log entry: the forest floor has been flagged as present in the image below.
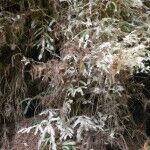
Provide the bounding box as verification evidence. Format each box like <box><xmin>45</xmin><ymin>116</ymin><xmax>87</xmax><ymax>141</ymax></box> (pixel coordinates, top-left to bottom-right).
<box><xmin>0</xmin><ymin>116</ymin><xmax>42</xmax><ymax>150</ymax></box>
<box><xmin>0</xmin><ymin>117</ymin><xmax>146</xmax><ymax>150</ymax></box>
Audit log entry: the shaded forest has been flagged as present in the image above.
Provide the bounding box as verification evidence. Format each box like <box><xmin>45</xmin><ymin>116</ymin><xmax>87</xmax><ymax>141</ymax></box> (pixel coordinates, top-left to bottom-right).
<box><xmin>0</xmin><ymin>0</ymin><xmax>150</xmax><ymax>149</ymax></box>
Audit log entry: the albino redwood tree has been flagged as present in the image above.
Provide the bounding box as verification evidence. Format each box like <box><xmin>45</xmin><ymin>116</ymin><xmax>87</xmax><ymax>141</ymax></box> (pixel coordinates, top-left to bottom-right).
<box><xmin>0</xmin><ymin>0</ymin><xmax>150</xmax><ymax>149</ymax></box>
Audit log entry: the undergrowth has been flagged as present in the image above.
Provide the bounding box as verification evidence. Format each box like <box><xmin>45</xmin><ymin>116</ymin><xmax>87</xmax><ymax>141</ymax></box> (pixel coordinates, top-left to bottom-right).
<box><xmin>0</xmin><ymin>0</ymin><xmax>150</xmax><ymax>149</ymax></box>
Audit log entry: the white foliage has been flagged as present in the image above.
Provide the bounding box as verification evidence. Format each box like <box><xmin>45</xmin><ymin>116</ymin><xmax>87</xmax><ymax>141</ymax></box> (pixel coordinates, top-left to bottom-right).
<box><xmin>62</xmin><ymin>99</ymin><xmax>73</xmax><ymax>115</ymax></box>
<box><xmin>71</xmin><ymin>115</ymin><xmax>105</xmax><ymax>142</ymax></box>
<box><xmin>19</xmin><ymin>100</ymin><xmax>107</xmax><ymax>149</ymax></box>
<box><xmin>59</xmin><ymin>125</ymin><xmax>74</xmax><ymax>141</ymax></box>
<box><xmin>18</xmin><ymin>0</ymin><xmax>150</xmax><ymax>149</ymax></box>
<box><xmin>67</xmin><ymin>84</ymin><xmax>87</xmax><ymax>97</ymax></box>
<box><xmin>130</xmin><ymin>0</ymin><xmax>143</xmax><ymax>7</ymax></box>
